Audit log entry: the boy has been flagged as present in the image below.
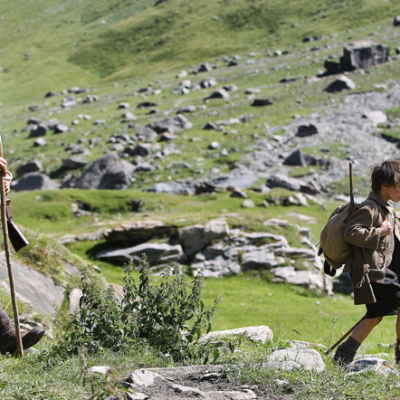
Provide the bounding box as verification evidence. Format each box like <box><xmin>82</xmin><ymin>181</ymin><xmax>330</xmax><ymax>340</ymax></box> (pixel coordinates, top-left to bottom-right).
<box><xmin>334</xmin><ymin>159</ymin><xmax>400</xmax><ymax>364</ymax></box>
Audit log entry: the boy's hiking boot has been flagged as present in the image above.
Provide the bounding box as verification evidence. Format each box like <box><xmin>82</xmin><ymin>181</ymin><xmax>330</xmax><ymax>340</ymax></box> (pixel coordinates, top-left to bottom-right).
<box><xmin>333</xmin><ymin>336</ymin><xmax>361</xmax><ymax>365</ymax></box>
<box><xmin>0</xmin><ymin>327</ymin><xmax>45</xmax><ymax>355</ymax></box>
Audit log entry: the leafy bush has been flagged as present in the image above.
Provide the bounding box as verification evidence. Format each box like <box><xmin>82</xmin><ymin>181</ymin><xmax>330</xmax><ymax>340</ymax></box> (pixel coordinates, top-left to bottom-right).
<box><xmin>64</xmin><ymin>256</ymin><xmax>221</xmax><ymax>361</ymax></box>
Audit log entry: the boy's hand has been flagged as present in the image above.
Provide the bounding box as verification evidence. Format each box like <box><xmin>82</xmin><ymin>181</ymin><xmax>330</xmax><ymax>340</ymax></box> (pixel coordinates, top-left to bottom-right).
<box><xmin>380</xmin><ymin>219</ymin><xmax>392</xmax><ymax>237</ymax></box>
<box><xmin>0</xmin><ymin>157</ymin><xmax>10</xmax><ymax>195</ymax></box>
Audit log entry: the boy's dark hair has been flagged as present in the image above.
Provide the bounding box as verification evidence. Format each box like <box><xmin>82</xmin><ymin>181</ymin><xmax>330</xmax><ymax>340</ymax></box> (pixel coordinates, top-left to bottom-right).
<box><xmin>371</xmin><ymin>159</ymin><xmax>400</xmax><ymax>193</ymax></box>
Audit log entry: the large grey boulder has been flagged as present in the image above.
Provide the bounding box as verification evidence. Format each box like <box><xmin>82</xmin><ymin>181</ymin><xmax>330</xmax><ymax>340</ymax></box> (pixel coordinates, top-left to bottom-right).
<box><xmin>62</xmin><ymin>156</ymin><xmax>88</xmax><ymax>170</ymax></box>
<box><xmin>0</xmin><ymin>252</ymin><xmax>64</xmax><ymax>318</ymax></box>
<box><xmin>148</xmin><ymin>115</ymin><xmax>193</xmax><ymax>133</ymax></box>
<box><xmin>340</xmin><ymin>41</ymin><xmax>390</xmax><ymax>71</ymax></box>
<box><xmin>94</xmin><ymin>243</ymin><xmax>183</xmax><ymax>265</ymax></box>
<box><xmin>267</xmin><ymin>348</ymin><xmax>325</xmax><ymax>372</ymax></box>
<box><xmin>13</xmin><ymin>173</ymin><xmax>59</xmax><ymax>192</ymax></box>
<box><xmin>16</xmin><ymin>160</ymin><xmax>42</xmax><ymax>177</ymax></box>
<box><xmin>75</xmin><ymin>153</ymin><xmax>134</xmax><ymax>190</ymax></box>
<box><xmin>266</xmin><ymin>174</ymin><xmax>319</xmax><ymax>195</ymax></box>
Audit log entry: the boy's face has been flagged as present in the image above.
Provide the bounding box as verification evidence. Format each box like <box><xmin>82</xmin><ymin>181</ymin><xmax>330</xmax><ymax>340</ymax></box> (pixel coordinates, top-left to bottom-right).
<box><xmin>383</xmin><ymin>182</ymin><xmax>400</xmax><ymax>203</ymax></box>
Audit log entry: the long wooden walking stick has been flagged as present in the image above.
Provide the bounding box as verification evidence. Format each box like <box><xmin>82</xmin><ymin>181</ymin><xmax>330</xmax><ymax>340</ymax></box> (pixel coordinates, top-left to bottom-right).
<box><xmin>326</xmin><ymin>163</ymin><xmax>363</xmax><ymax>355</ymax></box>
<box><xmin>0</xmin><ymin>137</ymin><xmax>23</xmax><ymax>358</ymax></box>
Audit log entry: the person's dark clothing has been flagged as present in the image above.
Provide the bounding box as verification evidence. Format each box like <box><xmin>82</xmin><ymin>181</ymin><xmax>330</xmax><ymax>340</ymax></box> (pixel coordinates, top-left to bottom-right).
<box><xmin>365</xmin><ymin>236</ymin><xmax>400</xmax><ymax>318</ymax></box>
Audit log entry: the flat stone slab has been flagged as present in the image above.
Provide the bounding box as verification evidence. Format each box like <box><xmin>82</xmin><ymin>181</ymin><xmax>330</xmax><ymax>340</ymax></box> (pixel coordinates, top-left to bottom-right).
<box><xmin>200</xmin><ymin>326</ymin><xmax>273</xmax><ymax>344</ymax></box>
<box><xmin>0</xmin><ymin>251</ymin><xmax>64</xmax><ymax>318</ymax></box>
<box><xmin>121</xmin><ymin>366</ymin><xmax>259</xmax><ymax>400</ymax></box>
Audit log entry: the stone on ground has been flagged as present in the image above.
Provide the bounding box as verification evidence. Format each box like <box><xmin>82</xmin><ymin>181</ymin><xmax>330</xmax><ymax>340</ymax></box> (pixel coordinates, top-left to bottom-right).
<box><xmin>267</xmin><ymin>348</ymin><xmax>325</xmax><ymax>372</ymax></box>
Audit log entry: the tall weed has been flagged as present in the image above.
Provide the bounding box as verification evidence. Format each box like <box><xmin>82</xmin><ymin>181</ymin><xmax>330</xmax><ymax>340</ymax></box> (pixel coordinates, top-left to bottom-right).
<box><xmin>64</xmin><ymin>256</ymin><xmax>221</xmax><ymax>361</ymax></box>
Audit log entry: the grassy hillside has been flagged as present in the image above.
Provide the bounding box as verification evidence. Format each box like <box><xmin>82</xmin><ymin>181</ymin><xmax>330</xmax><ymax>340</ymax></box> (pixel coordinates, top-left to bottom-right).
<box><xmin>0</xmin><ymin>0</ymin><xmax>399</xmax><ymax>103</ymax></box>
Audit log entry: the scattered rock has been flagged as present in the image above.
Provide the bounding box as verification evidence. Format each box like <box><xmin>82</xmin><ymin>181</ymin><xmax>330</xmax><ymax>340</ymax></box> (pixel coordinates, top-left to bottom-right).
<box><xmin>137</xmin><ymin>102</ymin><xmax>158</xmax><ymax>109</ymax></box>
<box><xmin>122</xmin><ymin>111</ymin><xmax>137</xmax><ymax>122</ymax></box>
<box><xmin>16</xmin><ymin>160</ymin><xmax>42</xmax><ymax>177</ymax></box>
<box><xmin>148</xmin><ymin>115</ymin><xmax>193</xmax><ymax>133</ymax></box>
<box><xmin>136</xmin><ymin>126</ymin><xmax>158</xmax><ymax>142</ymax></box>
<box><xmin>203</xmin><ymin>89</ymin><xmax>230</xmax><ymax>101</ymax></box>
<box><xmin>29</xmin><ymin>104</ymin><xmax>38</xmax><ymax>112</ymax></box>
<box><xmin>13</xmin><ymin>173</ymin><xmax>59</xmax><ymax>192</ymax></box>
<box><xmin>200</xmin><ymin>77</ymin><xmax>217</xmax><ymax>88</ymax></box>
<box><xmin>45</xmin><ymin>91</ymin><xmax>58</xmax><ymax>98</ymax></box>
<box><xmin>203</xmin><ymin>122</ymin><xmax>218</xmax><ymax>130</ymax></box>
<box><xmin>196</xmin><ymin>62</ymin><xmax>212</xmax><ymax>73</ymax></box>
<box><xmin>283</xmin><ymin>149</ymin><xmax>319</xmax><ymax>166</ymax></box>
<box><xmin>29</xmin><ymin>123</ymin><xmax>48</xmax><ymax>138</ymax></box>
<box><xmin>54</xmin><ymin>123</ymin><xmax>69</xmax><ymax>134</ymax></box>
<box><xmin>208</xmin><ymin>141</ymin><xmax>220</xmax><ymax>150</ymax></box>
<box><xmin>241</xmin><ymin>199</ymin><xmax>255</xmax><ymax>208</ymax></box>
<box><xmin>296</xmin><ymin>123</ymin><xmax>326</xmax><ymax>137</ymax></box>
<box><xmin>251</xmin><ymin>99</ymin><xmax>273</xmax><ymax>107</ymax></box>
<box><xmin>324</xmin><ymin>75</ymin><xmax>356</xmax><ymax>92</ymax></box>
<box><xmin>33</xmin><ymin>138</ymin><xmax>46</xmax><ymax>147</ymax></box>
<box><xmin>177</xmin><ymin>105</ymin><xmax>196</xmax><ymax>114</ymax></box>
<box><xmin>229</xmin><ymin>187</ymin><xmax>247</xmax><ymax>199</ymax></box>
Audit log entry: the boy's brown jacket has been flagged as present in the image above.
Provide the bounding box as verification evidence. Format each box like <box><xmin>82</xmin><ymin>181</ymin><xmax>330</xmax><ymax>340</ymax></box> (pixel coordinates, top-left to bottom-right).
<box><xmin>343</xmin><ymin>191</ymin><xmax>400</xmax><ymax>305</ymax></box>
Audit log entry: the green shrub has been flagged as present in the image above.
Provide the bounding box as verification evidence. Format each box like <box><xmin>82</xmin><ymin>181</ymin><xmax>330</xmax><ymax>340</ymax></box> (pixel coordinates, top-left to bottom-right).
<box><xmin>64</xmin><ymin>256</ymin><xmax>222</xmax><ymax>361</ymax></box>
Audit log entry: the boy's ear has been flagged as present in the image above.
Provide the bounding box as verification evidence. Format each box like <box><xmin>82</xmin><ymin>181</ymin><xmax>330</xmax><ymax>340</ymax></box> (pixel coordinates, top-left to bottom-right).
<box><xmin>381</xmin><ymin>182</ymin><xmax>390</xmax><ymax>189</ymax></box>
